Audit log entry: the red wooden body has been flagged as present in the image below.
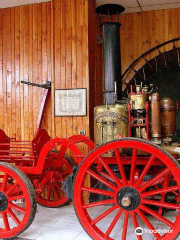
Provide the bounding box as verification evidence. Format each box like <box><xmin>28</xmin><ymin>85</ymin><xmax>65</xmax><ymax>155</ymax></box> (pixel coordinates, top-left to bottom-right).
<box><xmin>0</xmin><ymin>129</ymin><xmax>95</xmax><ymax>176</ymax></box>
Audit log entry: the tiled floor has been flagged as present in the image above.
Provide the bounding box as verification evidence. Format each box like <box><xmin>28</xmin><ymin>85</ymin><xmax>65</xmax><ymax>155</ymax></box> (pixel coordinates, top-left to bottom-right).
<box><xmin>14</xmin><ymin>204</ymin><xmax>180</xmax><ymax>240</ymax></box>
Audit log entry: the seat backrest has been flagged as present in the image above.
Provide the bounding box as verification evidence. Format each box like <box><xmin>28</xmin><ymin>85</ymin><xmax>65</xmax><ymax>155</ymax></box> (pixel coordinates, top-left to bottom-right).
<box><xmin>0</xmin><ymin>130</ymin><xmax>10</xmax><ymax>156</ymax></box>
<box><xmin>32</xmin><ymin>129</ymin><xmax>51</xmax><ymax>162</ymax></box>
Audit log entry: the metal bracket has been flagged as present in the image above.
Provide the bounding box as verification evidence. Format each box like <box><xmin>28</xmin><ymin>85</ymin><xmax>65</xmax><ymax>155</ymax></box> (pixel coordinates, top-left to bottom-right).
<box><xmin>21</xmin><ymin>80</ymin><xmax>51</xmax><ymax>89</ymax></box>
<box><xmin>62</xmin><ymin>174</ymin><xmax>74</xmax><ymax>200</ymax></box>
<box><xmin>62</xmin><ymin>166</ymin><xmax>77</xmax><ymax>200</ymax></box>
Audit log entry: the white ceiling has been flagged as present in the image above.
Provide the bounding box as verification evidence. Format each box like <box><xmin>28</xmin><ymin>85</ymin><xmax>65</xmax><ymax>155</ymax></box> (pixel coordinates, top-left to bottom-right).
<box><xmin>0</xmin><ymin>0</ymin><xmax>50</xmax><ymax>8</ymax></box>
<box><xmin>0</xmin><ymin>0</ymin><xmax>180</xmax><ymax>12</ymax></box>
<box><xmin>96</xmin><ymin>0</ymin><xmax>180</xmax><ymax>13</ymax></box>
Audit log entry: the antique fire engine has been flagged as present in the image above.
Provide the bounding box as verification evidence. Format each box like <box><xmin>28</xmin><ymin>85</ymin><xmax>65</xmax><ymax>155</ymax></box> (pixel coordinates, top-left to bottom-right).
<box><xmin>94</xmin><ymin>4</ymin><xmax>180</xmax><ymax>160</ymax></box>
<box><xmin>1</xmin><ymin>3</ymin><xmax>180</xmax><ymax>240</ymax></box>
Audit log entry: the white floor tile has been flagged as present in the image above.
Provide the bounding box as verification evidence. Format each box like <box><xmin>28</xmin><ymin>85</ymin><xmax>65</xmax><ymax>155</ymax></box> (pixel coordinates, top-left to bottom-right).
<box><xmin>15</xmin><ymin>204</ymin><xmax>180</xmax><ymax>240</ymax></box>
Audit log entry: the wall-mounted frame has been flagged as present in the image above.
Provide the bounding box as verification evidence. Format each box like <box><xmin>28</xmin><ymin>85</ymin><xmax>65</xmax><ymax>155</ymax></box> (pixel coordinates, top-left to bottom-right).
<box><xmin>55</xmin><ymin>88</ymin><xmax>87</xmax><ymax>116</ymax></box>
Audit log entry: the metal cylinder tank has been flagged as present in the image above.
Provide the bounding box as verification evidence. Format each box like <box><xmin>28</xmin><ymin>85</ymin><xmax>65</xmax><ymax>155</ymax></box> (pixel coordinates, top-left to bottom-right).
<box><xmin>94</xmin><ymin>104</ymin><xmax>128</xmax><ymax>146</ymax></box>
<box><xmin>151</xmin><ymin>93</ymin><xmax>162</xmax><ymax>139</ymax></box>
<box><xmin>160</xmin><ymin>98</ymin><xmax>176</xmax><ymax>137</ymax></box>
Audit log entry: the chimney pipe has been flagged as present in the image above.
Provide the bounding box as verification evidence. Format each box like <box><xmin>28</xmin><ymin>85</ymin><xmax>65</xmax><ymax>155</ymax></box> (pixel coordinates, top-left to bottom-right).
<box><xmin>96</xmin><ymin>4</ymin><xmax>125</xmax><ymax>104</ymax></box>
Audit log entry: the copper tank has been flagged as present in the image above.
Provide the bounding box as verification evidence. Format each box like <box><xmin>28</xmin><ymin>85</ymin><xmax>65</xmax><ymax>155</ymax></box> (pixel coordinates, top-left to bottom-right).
<box><xmin>160</xmin><ymin>98</ymin><xmax>176</xmax><ymax>138</ymax></box>
<box><xmin>151</xmin><ymin>93</ymin><xmax>162</xmax><ymax>139</ymax></box>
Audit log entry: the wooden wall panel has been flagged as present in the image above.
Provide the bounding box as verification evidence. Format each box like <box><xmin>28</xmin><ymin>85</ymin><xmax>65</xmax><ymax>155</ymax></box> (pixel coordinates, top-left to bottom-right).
<box><xmin>88</xmin><ymin>0</ymin><xmax>103</xmax><ymax>139</ymax></box>
<box><xmin>0</xmin><ymin>3</ymin><xmax>52</xmax><ymax>140</ymax></box>
<box><xmin>0</xmin><ymin>10</ymin><xmax>3</xmax><ymax>130</ymax></box>
<box><xmin>0</xmin><ymin>1</ymin><xmax>179</xmax><ymax>141</ymax></box>
<box><xmin>120</xmin><ymin>8</ymin><xmax>180</xmax><ymax>82</ymax></box>
<box><xmin>53</xmin><ymin>0</ymin><xmax>89</xmax><ymax>139</ymax></box>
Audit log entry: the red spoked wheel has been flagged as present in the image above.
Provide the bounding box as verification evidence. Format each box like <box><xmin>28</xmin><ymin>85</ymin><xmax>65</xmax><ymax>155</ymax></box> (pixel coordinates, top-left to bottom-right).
<box><xmin>0</xmin><ymin>162</ymin><xmax>36</xmax><ymax>239</ymax></box>
<box><xmin>73</xmin><ymin>138</ymin><xmax>180</xmax><ymax>240</ymax></box>
<box><xmin>34</xmin><ymin>156</ymin><xmax>74</xmax><ymax>208</ymax></box>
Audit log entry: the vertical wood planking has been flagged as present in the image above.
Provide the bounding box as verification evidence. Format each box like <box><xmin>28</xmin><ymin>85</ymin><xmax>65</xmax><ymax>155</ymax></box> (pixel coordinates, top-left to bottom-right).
<box><xmin>120</xmin><ymin>9</ymin><xmax>180</xmax><ymax>77</ymax></box>
<box><xmin>53</xmin><ymin>0</ymin><xmax>61</xmax><ymax>137</ymax></box>
<box><xmin>65</xmin><ymin>0</ymin><xmax>73</xmax><ymax>138</ymax></box>
<box><xmin>72</xmin><ymin>0</ymin><xmax>78</xmax><ymax>136</ymax></box>
<box><xmin>28</xmin><ymin>5</ymin><xmax>34</xmax><ymax>138</ymax></box>
<box><xmin>24</xmin><ymin>6</ymin><xmax>30</xmax><ymax>140</ymax></box>
<box><xmin>11</xmin><ymin>8</ymin><xmax>16</xmax><ymax>138</ymax></box>
<box><xmin>0</xmin><ymin>3</ymin><xmax>52</xmax><ymax>140</ymax></box>
<box><xmin>0</xmin><ymin>10</ymin><xmax>3</xmax><ymax>129</ymax></box>
<box><xmin>14</xmin><ymin>7</ymin><xmax>21</xmax><ymax>139</ymax></box>
<box><xmin>53</xmin><ymin>0</ymin><xmax>89</xmax><ymax>139</ymax></box>
<box><xmin>0</xmin><ymin>1</ymin><xmax>179</xmax><ymax>140</ymax></box>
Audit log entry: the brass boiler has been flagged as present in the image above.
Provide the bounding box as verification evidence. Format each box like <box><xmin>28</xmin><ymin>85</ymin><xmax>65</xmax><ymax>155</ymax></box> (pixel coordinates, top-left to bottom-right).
<box><xmin>160</xmin><ymin>98</ymin><xmax>176</xmax><ymax>138</ymax></box>
<box><xmin>94</xmin><ymin>104</ymin><xmax>128</xmax><ymax>146</ymax></box>
<box><xmin>129</xmin><ymin>90</ymin><xmax>148</xmax><ymax>110</ymax></box>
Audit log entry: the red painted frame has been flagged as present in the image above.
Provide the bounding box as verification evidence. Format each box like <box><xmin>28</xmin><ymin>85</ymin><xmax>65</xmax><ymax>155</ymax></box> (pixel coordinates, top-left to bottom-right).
<box><xmin>0</xmin><ymin>128</ymin><xmax>95</xmax><ymax>175</ymax></box>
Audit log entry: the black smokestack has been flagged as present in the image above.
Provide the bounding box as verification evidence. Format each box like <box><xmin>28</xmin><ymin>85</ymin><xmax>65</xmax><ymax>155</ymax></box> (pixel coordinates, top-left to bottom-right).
<box><xmin>96</xmin><ymin>4</ymin><xmax>125</xmax><ymax>104</ymax></box>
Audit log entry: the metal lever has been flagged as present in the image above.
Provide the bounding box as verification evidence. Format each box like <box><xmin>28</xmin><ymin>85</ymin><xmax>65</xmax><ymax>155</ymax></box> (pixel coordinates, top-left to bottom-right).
<box><xmin>21</xmin><ymin>80</ymin><xmax>51</xmax><ymax>89</ymax></box>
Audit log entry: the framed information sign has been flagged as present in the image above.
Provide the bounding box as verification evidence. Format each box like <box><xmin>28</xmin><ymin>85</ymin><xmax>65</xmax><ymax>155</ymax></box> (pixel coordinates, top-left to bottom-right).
<box><xmin>55</xmin><ymin>88</ymin><xmax>87</xmax><ymax>116</ymax></box>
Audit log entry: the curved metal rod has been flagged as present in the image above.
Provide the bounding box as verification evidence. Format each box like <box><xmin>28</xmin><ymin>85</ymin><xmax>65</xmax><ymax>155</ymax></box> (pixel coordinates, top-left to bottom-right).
<box><xmin>122</xmin><ymin>37</ymin><xmax>180</xmax><ymax>80</ymax></box>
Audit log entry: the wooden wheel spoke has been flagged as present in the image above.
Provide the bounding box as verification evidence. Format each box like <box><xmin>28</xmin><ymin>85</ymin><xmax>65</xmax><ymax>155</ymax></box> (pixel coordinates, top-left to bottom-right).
<box><xmin>130</xmin><ymin>149</ymin><xmax>137</xmax><ymax>186</ymax></box>
<box><xmin>136</xmin><ymin>209</ymin><xmax>161</xmax><ymax>240</ymax></box>
<box><xmin>81</xmin><ymin>187</ymin><xmax>115</xmax><ymax>198</ymax></box>
<box><xmin>139</xmin><ymin>168</ymin><xmax>170</xmax><ymax>192</ymax></box>
<box><xmin>142</xmin><ymin>199</ymin><xmax>180</xmax><ymax>210</ymax></box>
<box><xmin>122</xmin><ymin>212</ymin><xmax>129</xmax><ymax>240</ymax></box>
<box><xmin>8</xmin><ymin>202</ymin><xmax>26</xmax><ymax>214</ymax></box>
<box><xmin>114</xmin><ymin>149</ymin><xmax>127</xmax><ymax>185</ymax></box>
<box><xmin>98</xmin><ymin>156</ymin><xmax>122</xmax><ymax>187</ymax></box>
<box><xmin>7</xmin><ymin>208</ymin><xmax>21</xmax><ymax>225</ymax></box>
<box><xmin>39</xmin><ymin>176</ymin><xmax>50</xmax><ymax>188</ymax></box>
<box><xmin>0</xmin><ymin>162</ymin><xmax>37</xmax><ymax>238</ymax></box>
<box><xmin>1</xmin><ymin>212</ymin><xmax>10</xmax><ymax>231</ymax></box>
<box><xmin>135</xmin><ymin>155</ymin><xmax>155</xmax><ymax>188</ymax></box>
<box><xmin>83</xmin><ymin>199</ymin><xmax>116</xmax><ymax>209</ymax></box>
<box><xmin>1</xmin><ymin>173</ymin><xmax>8</xmax><ymax>192</ymax></box>
<box><xmin>130</xmin><ymin>212</ymin><xmax>143</xmax><ymax>240</ymax></box>
<box><xmin>91</xmin><ymin>205</ymin><xmax>118</xmax><ymax>226</ymax></box>
<box><xmin>8</xmin><ymin>195</ymin><xmax>25</xmax><ymax>202</ymax></box>
<box><xmin>61</xmin><ymin>170</ymin><xmax>70</xmax><ymax>177</ymax></box>
<box><xmin>54</xmin><ymin>184</ymin><xmax>65</xmax><ymax>197</ymax></box>
<box><xmin>6</xmin><ymin>182</ymin><xmax>18</xmax><ymax>196</ymax></box>
<box><xmin>73</xmin><ymin>139</ymin><xmax>180</xmax><ymax>240</ymax></box>
<box><xmin>140</xmin><ymin>204</ymin><xmax>173</xmax><ymax>228</ymax></box>
<box><xmin>87</xmin><ymin>170</ymin><xmax>117</xmax><ymax>191</ymax></box>
<box><xmin>54</xmin><ymin>182</ymin><xmax>63</xmax><ymax>190</ymax></box>
<box><xmin>47</xmin><ymin>186</ymin><xmax>51</xmax><ymax>201</ymax></box>
<box><xmin>104</xmin><ymin>209</ymin><xmax>123</xmax><ymax>238</ymax></box>
<box><xmin>52</xmin><ymin>186</ymin><xmax>60</xmax><ymax>200</ymax></box>
<box><xmin>37</xmin><ymin>184</ymin><xmax>48</xmax><ymax>196</ymax></box>
<box><xmin>141</xmin><ymin>186</ymin><xmax>179</xmax><ymax>198</ymax></box>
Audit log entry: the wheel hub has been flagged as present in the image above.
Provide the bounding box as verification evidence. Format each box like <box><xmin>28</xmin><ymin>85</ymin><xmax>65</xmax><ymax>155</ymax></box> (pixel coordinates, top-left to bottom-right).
<box><xmin>0</xmin><ymin>191</ymin><xmax>8</xmax><ymax>212</ymax></box>
<box><xmin>116</xmin><ymin>187</ymin><xmax>141</xmax><ymax>211</ymax></box>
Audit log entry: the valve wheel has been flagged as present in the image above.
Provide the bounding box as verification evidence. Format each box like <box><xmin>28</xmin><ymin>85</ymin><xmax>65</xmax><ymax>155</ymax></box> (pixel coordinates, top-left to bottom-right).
<box><xmin>0</xmin><ymin>162</ymin><xmax>36</xmax><ymax>239</ymax></box>
<box><xmin>35</xmin><ymin>156</ymin><xmax>73</xmax><ymax>208</ymax></box>
<box><xmin>73</xmin><ymin>138</ymin><xmax>180</xmax><ymax>240</ymax></box>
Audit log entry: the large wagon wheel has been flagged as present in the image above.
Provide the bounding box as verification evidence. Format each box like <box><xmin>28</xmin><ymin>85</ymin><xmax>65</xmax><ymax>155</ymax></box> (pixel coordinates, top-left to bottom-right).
<box><xmin>73</xmin><ymin>138</ymin><xmax>180</xmax><ymax>240</ymax></box>
<box><xmin>34</xmin><ymin>155</ymin><xmax>74</xmax><ymax>208</ymax></box>
<box><xmin>0</xmin><ymin>162</ymin><xmax>36</xmax><ymax>239</ymax></box>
